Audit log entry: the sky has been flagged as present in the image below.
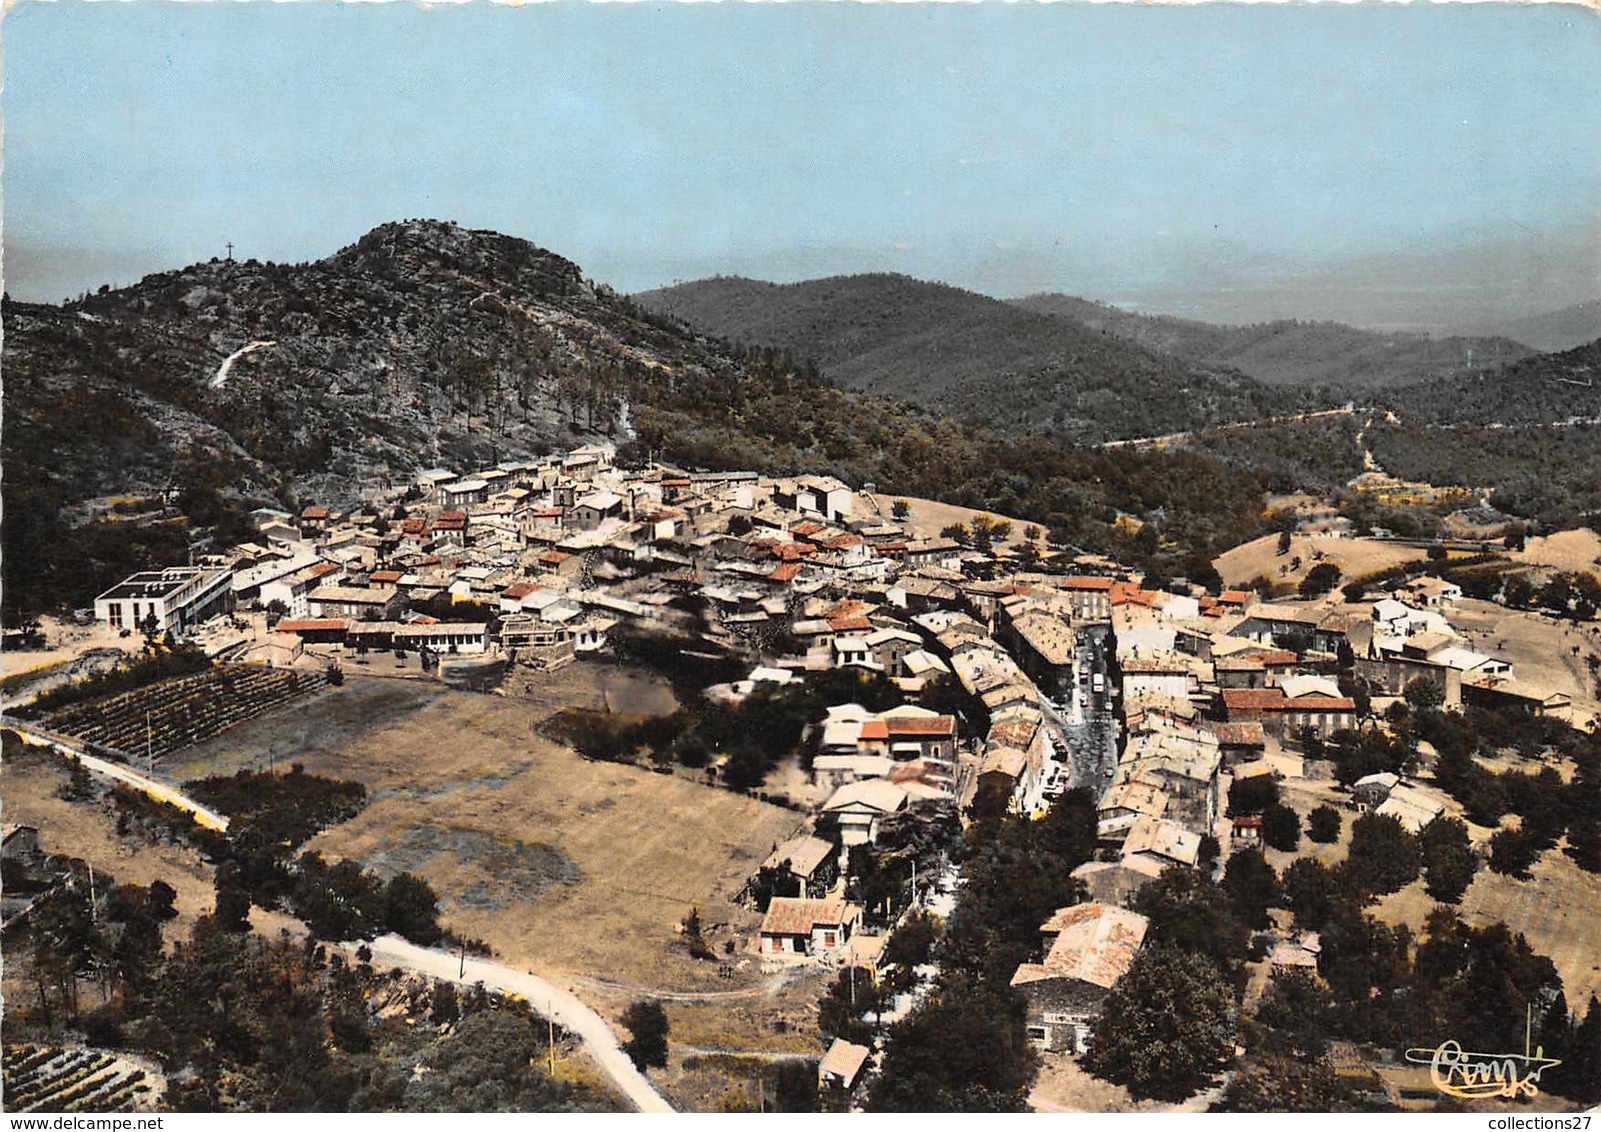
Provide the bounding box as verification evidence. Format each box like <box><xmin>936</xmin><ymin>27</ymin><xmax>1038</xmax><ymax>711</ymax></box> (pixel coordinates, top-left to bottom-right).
<box><xmin>5</xmin><ymin>1</ymin><xmax>1599</xmax><ymax>330</ymax></box>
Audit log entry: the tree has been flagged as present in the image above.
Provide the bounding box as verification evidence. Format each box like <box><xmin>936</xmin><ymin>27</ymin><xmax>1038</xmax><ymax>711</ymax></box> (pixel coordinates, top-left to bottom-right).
<box><xmin>1404</xmin><ymin>676</ymin><xmax>1445</xmax><ymax>712</ymax></box>
<box><xmin>1223</xmin><ymin>848</ymin><xmax>1279</xmax><ymax>930</ymax></box>
<box><xmin>891</xmin><ymin>499</ymin><xmax>911</xmax><ymax>520</ymax></box>
<box><xmin>1082</xmin><ymin>946</ymin><xmax>1236</xmax><ymax>1101</ymax></box>
<box><xmin>1277</xmin><ymin>528</ymin><xmax>1293</xmax><ymax>556</ymax></box>
<box><xmin>1307</xmin><ymin>805</ymin><xmax>1342</xmax><ymax>844</ymax></box>
<box><xmin>213</xmin><ymin>862</ymin><xmax>252</xmax><ymax>932</ymax></box>
<box><xmin>1341</xmin><ymin>580</ymin><xmax>1367</xmax><ymax>604</ymax></box>
<box><xmin>621</xmin><ymin>999</ymin><xmax>670</xmax><ymax>1070</ymax></box>
<box><xmin>1214</xmin><ymin>1056</ymin><xmax>1358</xmax><ymax>1112</ymax></box>
<box><xmin>1420</xmin><ymin>816</ymin><xmax>1478</xmax><ymax>904</ymax></box>
<box><xmin>866</xmin><ymin>983</ymin><xmax>1033</xmax><ymax>1112</ymax></box>
<box><xmin>383</xmin><ymin>872</ymin><xmax>443</xmax><ymax>945</ymax></box>
<box><xmin>1133</xmin><ymin>868</ymin><xmax>1249</xmax><ymax>976</ymax></box>
<box><xmin>1299</xmin><ymin>563</ymin><xmax>1342</xmax><ymax>599</ymax></box>
<box><xmin>1280</xmin><ymin>858</ymin><xmax>1341</xmax><ymax>932</ymax></box>
<box><xmin>1261</xmin><ymin>803</ymin><xmax>1301</xmax><ymax>852</ymax></box>
<box><xmin>819</xmin><ymin>966</ymin><xmax>884</xmax><ymax>1045</ymax></box>
<box><xmin>1488</xmin><ymin>828</ymin><xmax>1539</xmax><ymax>878</ymax></box>
<box><xmin>1342</xmin><ymin>813</ymin><xmax>1420</xmax><ymax>897</ymax></box>
<box><xmin>1226</xmin><ymin>774</ymin><xmax>1279</xmax><ymax>817</ymax></box>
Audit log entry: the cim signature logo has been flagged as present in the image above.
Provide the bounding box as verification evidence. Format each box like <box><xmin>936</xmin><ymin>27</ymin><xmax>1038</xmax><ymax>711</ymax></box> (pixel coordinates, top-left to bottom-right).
<box><xmin>1404</xmin><ymin>1039</ymin><xmax>1562</xmax><ymax>1100</ymax></box>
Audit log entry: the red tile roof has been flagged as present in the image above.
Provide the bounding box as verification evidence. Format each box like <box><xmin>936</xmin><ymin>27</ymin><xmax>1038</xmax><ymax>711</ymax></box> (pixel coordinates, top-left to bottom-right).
<box><xmin>1061</xmin><ymin>576</ymin><xmax>1115</xmax><ymax>591</ymax></box>
<box><xmin>301</xmin><ymin>505</ymin><xmax>330</xmax><ymax>521</ymax></box>
<box><xmin>886</xmin><ymin>716</ymin><xmax>955</xmax><ymax>737</ymax></box>
<box><xmin>760</xmin><ymin>897</ymin><xmax>856</xmax><ymax>936</ymax></box>
<box><xmin>769</xmin><ymin>562</ymin><xmax>804</xmax><ymax>583</ymax></box>
<box><xmin>539</xmin><ymin>550</ymin><xmax>572</xmax><ymax>565</ymax></box>
<box><xmin>275</xmin><ymin>619</ymin><xmax>347</xmax><ymax>633</ymax></box>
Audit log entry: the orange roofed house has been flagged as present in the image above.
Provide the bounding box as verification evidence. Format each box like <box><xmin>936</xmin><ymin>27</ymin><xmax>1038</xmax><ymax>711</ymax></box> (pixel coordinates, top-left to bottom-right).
<box><xmin>758</xmin><ymin>897</ymin><xmax>863</xmax><ymax>958</ymax></box>
<box><xmin>1010</xmin><ymin>902</ymin><xmax>1150</xmax><ymax>1054</ymax></box>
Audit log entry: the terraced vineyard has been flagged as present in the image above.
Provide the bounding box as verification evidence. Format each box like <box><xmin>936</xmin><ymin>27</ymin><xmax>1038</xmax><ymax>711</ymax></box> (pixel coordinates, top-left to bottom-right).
<box><xmin>2</xmin><ymin>1045</ymin><xmax>160</xmax><ymax>1112</ymax></box>
<box><xmin>42</xmin><ymin>664</ymin><xmax>329</xmax><ymax>763</ymax></box>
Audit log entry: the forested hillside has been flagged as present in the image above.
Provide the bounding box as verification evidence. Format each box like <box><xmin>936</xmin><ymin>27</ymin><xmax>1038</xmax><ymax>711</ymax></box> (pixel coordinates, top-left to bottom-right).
<box><xmin>1012</xmin><ymin>293</ymin><xmax>1533</xmax><ymax>389</ymax></box>
<box><xmin>636</xmin><ymin>274</ymin><xmax>1311</xmax><ymax>442</ymax></box>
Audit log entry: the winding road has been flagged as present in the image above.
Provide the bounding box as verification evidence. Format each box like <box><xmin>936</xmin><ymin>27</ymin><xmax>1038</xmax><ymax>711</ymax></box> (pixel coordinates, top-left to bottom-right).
<box><xmin>3</xmin><ymin>717</ymin><xmax>230</xmax><ymax>832</ymax></box>
<box><xmin>351</xmin><ymin>935</ymin><xmax>676</xmax><ymax>1113</ymax></box>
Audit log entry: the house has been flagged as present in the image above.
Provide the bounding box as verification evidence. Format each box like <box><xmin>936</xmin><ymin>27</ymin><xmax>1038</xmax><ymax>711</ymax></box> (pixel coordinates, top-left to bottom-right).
<box><xmin>759</xmin><ymin>835</ymin><xmax>840</xmax><ymax>899</ymax></box>
<box><xmin>831</xmin><ymin>635</ymin><xmax>877</xmax><ymax>670</ymax></box>
<box><xmin>1011</xmin><ymin>903</ymin><xmax>1149</xmax><ymax>1054</ymax></box>
<box><xmin>856</xmin><ymin>709</ymin><xmax>957</xmax><ymax>766</ymax></box>
<box><xmin>1399</xmin><ymin>576</ymin><xmax>1463</xmax><ymax>609</ymax></box>
<box><xmin>570</xmin><ymin>491</ymin><xmax>623</xmax><ymax>531</ymax></box>
<box><xmin>758</xmin><ymin>897</ymin><xmax>863</xmax><ymax>957</ymax></box>
<box><xmin>866</xmin><ymin>627</ymin><xmax>923</xmax><ymax>675</ymax></box>
<box><xmin>1270</xmin><ymin>933</ymin><xmax>1322</xmax><ymax>975</ymax></box>
<box><xmin>94</xmin><ymin>566</ymin><xmax>235</xmax><ymax>638</ymax></box>
<box><xmin>273</xmin><ymin>618</ymin><xmax>349</xmax><ymax>646</ymax></box>
<box><xmin>1120</xmin><ymin>814</ymin><xmax>1202</xmax><ymax>871</ymax></box>
<box><xmin>822</xmin><ymin>779</ymin><xmax>909</xmax><ymax>846</ymax></box>
<box><xmin>777</xmin><ymin>476</ymin><xmax>853</xmax><ymax>523</ymax></box>
<box><xmin>1375</xmin><ymin>782</ymin><xmax>1447</xmax><ymax>832</ymax></box>
<box><xmin>1059</xmin><ymin>576</ymin><xmax>1114</xmax><ymax>622</ymax></box>
<box><xmin>307</xmin><ymin>585</ymin><xmax>405</xmax><ymax>622</ymax></box>
<box><xmin>819</xmin><ymin>1039</ymin><xmax>872</xmax><ymax>1094</ymax></box>
<box><xmin>439</xmin><ymin>478</ymin><xmax>490</xmax><ymax>508</ymax></box>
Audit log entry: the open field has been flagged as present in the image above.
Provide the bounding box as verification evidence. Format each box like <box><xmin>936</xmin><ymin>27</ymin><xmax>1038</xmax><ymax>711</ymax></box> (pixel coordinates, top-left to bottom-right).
<box><xmin>0</xmin><ymin>747</ymin><xmax>218</xmax><ymax>933</ymax></box>
<box><xmin>1446</xmin><ymin>598</ymin><xmax>1601</xmax><ymax>726</ymax></box>
<box><xmin>204</xmin><ymin>667</ymin><xmax>808</xmax><ymax>994</ymax></box>
<box><xmin>1375</xmin><ymin>848</ymin><xmax>1601</xmax><ymax>1007</ymax></box>
<box><xmin>1513</xmin><ymin>529</ymin><xmax>1601</xmax><ymax>575</ymax></box>
<box><xmin>859</xmin><ymin>491</ymin><xmax>1032</xmax><ymax>550</ymax></box>
<box><xmin>1214</xmin><ymin>533</ymin><xmax>1427</xmax><ymax>590</ymax></box>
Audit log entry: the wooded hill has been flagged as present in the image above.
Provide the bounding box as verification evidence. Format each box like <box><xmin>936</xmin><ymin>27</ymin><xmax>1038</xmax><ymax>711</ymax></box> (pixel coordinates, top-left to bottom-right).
<box><xmin>1011</xmin><ymin>293</ymin><xmax>1534</xmax><ymax>390</ymax></box>
<box><xmin>634</xmin><ymin>274</ymin><xmax>1314</xmax><ymax>442</ymax></box>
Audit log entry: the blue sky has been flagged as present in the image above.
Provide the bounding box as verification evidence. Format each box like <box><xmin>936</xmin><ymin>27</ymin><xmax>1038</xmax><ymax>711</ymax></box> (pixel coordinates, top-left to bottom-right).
<box><xmin>5</xmin><ymin>1</ymin><xmax>1599</xmax><ymax>327</ymax></box>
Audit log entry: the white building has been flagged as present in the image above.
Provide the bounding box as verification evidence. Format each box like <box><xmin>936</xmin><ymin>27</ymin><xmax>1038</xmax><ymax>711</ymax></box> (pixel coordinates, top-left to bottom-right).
<box><xmin>94</xmin><ymin>566</ymin><xmax>234</xmax><ymax>638</ymax></box>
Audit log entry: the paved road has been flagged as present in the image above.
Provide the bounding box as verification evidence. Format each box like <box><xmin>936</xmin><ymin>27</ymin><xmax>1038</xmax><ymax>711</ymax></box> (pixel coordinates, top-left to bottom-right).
<box><xmin>4</xmin><ymin>718</ymin><xmax>230</xmax><ymax>832</ymax></box>
<box><xmin>355</xmin><ymin>934</ymin><xmax>676</xmax><ymax>1113</ymax></box>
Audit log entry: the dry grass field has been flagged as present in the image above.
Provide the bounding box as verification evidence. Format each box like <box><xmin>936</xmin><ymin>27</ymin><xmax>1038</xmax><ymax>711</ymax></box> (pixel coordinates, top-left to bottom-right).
<box><xmin>1513</xmin><ymin>529</ymin><xmax>1601</xmax><ymax>575</ymax></box>
<box><xmin>1375</xmin><ymin>849</ymin><xmax>1601</xmax><ymax>1007</ymax></box>
<box><xmin>1215</xmin><ymin>532</ymin><xmax>1427</xmax><ymax>590</ymax></box>
<box><xmin>859</xmin><ymin>491</ymin><xmax>1033</xmax><ymax>550</ymax></box>
<box><xmin>0</xmin><ymin>747</ymin><xmax>217</xmax><ymax>932</ymax></box>
<box><xmin>1447</xmin><ymin>598</ymin><xmax>1601</xmax><ymax>725</ymax></box>
<box><xmin>195</xmin><ymin>669</ymin><xmax>809</xmax><ymax>994</ymax></box>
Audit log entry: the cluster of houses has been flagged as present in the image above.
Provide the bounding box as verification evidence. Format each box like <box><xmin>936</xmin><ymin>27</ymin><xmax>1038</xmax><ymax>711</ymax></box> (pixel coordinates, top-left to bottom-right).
<box><xmin>88</xmin><ymin>446</ymin><xmax>1578</xmax><ymax>1084</ymax></box>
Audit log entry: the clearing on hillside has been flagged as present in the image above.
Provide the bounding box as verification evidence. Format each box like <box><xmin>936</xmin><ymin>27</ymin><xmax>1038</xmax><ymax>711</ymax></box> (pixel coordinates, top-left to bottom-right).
<box><xmin>1214</xmin><ymin>532</ymin><xmax>1427</xmax><ymax>590</ymax></box>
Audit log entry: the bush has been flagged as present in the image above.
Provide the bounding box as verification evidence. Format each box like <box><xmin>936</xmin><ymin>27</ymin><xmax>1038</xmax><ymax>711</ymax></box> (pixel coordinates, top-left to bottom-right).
<box><xmin>621</xmin><ymin>1000</ymin><xmax>670</xmax><ymax>1070</ymax></box>
<box><xmin>1261</xmin><ymin>804</ymin><xmax>1301</xmax><ymax>852</ymax></box>
<box><xmin>1307</xmin><ymin>806</ymin><xmax>1342</xmax><ymax>844</ymax></box>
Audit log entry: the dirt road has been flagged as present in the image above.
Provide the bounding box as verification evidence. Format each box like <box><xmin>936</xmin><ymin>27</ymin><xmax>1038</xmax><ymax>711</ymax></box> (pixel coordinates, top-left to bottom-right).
<box><xmin>355</xmin><ymin>934</ymin><xmax>676</xmax><ymax>1113</ymax></box>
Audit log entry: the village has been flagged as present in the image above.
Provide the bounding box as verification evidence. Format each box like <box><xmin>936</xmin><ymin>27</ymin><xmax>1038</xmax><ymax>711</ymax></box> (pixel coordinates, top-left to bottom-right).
<box><xmin>5</xmin><ymin>440</ymin><xmax>1601</xmax><ymax>1113</ymax></box>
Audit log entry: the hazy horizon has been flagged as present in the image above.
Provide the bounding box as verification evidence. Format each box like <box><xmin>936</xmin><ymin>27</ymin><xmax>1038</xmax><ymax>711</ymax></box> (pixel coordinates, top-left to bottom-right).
<box><xmin>6</xmin><ymin>1</ymin><xmax>1599</xmax><ymax>333</ymax></box>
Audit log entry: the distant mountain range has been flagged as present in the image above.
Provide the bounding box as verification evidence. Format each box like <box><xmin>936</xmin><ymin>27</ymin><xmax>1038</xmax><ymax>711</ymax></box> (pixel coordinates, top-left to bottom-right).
<box><xmin>1460</xmin><ymin>299</ymin><xmax>1601</xmax><ymax>354</ymax></box>
<box><xmin>1010</xmin><ymin>293</ymin><xmax>1536</xmax><ymax>389</ymax></box>
<box><xmin>634</xmin><ymin>274</ymin><xmax>1313</xmax><ymax>442</ymax></box>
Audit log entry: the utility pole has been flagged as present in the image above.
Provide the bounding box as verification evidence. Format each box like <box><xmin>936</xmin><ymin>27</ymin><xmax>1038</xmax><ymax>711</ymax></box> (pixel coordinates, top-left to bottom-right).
<box><xmin>146</xmin><ymin>711</ymin><xmax>154</xmax><ymax>774</ymax></box>
<box><xmin>459</xmin><ymin>937</ymin><xmax>467</xmax><ymax>978</ymax></box>
<box><xmin>225</xmin><ymin>241</ymin><xmax>234</xmax><ymax>263</ymax></box>
<box><xmin>548</xmin><ymin>1008</ymin><xmax>556</xmax><ymax>1075</ymax></box>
